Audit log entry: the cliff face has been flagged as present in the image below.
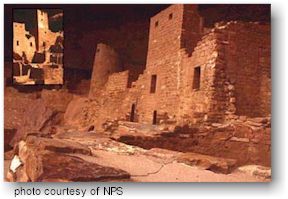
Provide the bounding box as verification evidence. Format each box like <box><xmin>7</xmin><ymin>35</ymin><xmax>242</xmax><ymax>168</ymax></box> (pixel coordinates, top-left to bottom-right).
<box><xmin>64</xmin><ymin>22</ymin><xmax>149</xmax><ymax>72</ymax></box>
<box><xmin>199</xmin><ymin>4</ymin><xmax>270</xmax><ymax>27</ymax></box>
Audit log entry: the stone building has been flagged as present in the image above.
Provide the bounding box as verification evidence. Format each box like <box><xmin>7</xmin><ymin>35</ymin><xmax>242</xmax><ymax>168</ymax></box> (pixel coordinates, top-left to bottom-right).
<box><xmin>35</xmin><ymin>9</ymin><xmax>62</xmax><ymax>53</ymax></box>
<box><xmin>13</xmin><ymin>9</ymin><xmax>63</xmax><ymax>85</ymax></box>
<box><xmin>88</xmin><ymin>4</ymin><xmax>271</xmax><ymax>128</ymax></box>
<box><xmin>13</xmin><ymin>22</ymin><xmax>36</xmax><ymax>62</ymax></box>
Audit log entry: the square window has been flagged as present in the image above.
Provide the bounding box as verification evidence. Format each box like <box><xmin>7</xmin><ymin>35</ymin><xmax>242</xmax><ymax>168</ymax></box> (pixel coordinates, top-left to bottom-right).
<box><xmin>155</xmin><ymin>21</ymin><xmax>159</xmax><ymax>28</ymax></box>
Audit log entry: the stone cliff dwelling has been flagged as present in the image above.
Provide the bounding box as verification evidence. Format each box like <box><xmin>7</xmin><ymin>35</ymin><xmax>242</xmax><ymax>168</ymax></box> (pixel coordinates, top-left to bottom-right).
<box><xmin>4</xmin><ymin>4</ymin><xmax>271</xmax><ymax>182</ymax></box>
<box><xmin>86</xmin><ymin>4</ymin><xmax>271</xmax><ymax>129</ymax></box>
<box><xmin>13</xmin><ymin>9</ymin><xmax>63</xmax><ymax>85</ymax></box>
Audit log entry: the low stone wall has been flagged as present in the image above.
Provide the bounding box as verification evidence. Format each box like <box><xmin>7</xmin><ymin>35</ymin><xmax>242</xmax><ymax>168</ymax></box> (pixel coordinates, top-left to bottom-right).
<box><xmin>105</xmin><ymin>71</ymin><xmax>129</xmax><ymax>93</ymax></box>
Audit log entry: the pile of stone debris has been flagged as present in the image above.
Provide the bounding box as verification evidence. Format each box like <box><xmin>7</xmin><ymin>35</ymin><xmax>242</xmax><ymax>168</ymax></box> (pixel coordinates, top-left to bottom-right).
<box><xmin>115</xmin><ymin>116</ymin><xmax>271</xmax><ymax>169</ymax></box>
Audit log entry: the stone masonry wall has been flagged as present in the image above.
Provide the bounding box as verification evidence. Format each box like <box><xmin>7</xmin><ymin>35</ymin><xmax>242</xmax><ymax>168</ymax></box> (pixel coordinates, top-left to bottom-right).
<box><xmin>89</xmin><ymin>43</ymin><xmax>122</xmax><ymax>98</ymax></box>
<box><xmin>105</xmin><ymin>71</ymin><xmax>129</xmax><ymax>93</ymax></box>
<box><xmin>131</xmin><ymin>4</ymin><xmax>203</xmax><ymax>124</ymax></box>
<box><xmin>13</xmin><ymin>22</ymin><xmax>36</xmax><ymax>62</ymax></box>
<box><xmin>178</xmin><ymin>22</ymin><xmax>271</xmax><ymax>124</ymax></box>
<box><xmin>85</xmin><ymin>5</ymin><xmax>271</xmax><ymax>130</ymax></box>
<box><xmin>221</xmin><ymin>22</ymin><xmax>271</xmax><ymax>117</ymax></box>
<box><xmin>36</xmin><ymin>10</ymin><xmax>60</xmax><ymax>53</ymax></box>
<box><xmin>181</xmin><ymin>4</ymin><xmax>203</xmax><ymax>55</ymax></box>
<box><xmin>179</xmin><ymin>32</ymin><xmax>219</xmax><ymax>124</ymax></box>
<box><xmin>73</xmin><ymin>70</ymin><xmax>130</xmax><ymax>129</ymax></box>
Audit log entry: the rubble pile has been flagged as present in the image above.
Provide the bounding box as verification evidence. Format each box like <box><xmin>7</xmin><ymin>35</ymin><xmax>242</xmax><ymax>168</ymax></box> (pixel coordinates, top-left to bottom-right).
<box><xmin>117</xmin><ymin>116</ymin><xmax>271</xmax><ymax>167</ymax></box>
<box><xmin>102</xmin><ymin>120</ymin><xmax>120</xmax><ymax>134</ymax></box>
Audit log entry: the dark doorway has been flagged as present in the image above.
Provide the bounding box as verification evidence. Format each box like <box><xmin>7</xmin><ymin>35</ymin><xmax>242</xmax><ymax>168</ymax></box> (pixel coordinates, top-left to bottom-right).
<box><xmin>130</xmin><ymin>103</ymin><xmax>136</xmax><ymax>122</ymax></box>
<box><xmin>152</xmin><ymin>110</ymin><xmax>157</xmax><ymax>125</ymax></box>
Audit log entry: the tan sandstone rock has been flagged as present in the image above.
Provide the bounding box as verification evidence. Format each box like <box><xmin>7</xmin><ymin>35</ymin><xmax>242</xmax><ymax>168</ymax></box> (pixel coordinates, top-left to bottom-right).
<box><xmin>177</xmin><ymin>152</ymin><xmax>237</xmax><ymax>174</ymax></box>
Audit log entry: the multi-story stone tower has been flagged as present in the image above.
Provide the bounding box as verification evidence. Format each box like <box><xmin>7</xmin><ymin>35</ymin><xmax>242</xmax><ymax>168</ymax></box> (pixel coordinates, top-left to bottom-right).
<box><xmin>136</xmin><ymin>4</ymin><xmax>203</xmax><ymax>123</ymax></box>
<box><xmin>36</xmin><ymin>9</ymin><xmax>50</xmax><ymax>52</ymax></box>
<box><xmin>89</xmin><ymin>43</ymin><xmax>121</xmax><ymax>97</ymax></box>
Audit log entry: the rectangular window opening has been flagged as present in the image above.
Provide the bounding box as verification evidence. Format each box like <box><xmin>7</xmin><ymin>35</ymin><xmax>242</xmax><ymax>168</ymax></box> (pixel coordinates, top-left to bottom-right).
<box><xmin>150</xmin><ymin>75</ymin><xmax>157</xmax><ymax>93</ymax></box>
<box><xmin>155</xmin><ymin>21</ymin><xmax>159</xmax><ymax>27</ymax></box>
<box><xmin>169</xmin><ymin>13</ymin><xmax>173</xmax><ymax>20</ymax></box>
<box><xmin>193</xmin><ymin>66</ymin><xmax>201</xmax><ymax>90</ymax></box>
<box><xmin>16</xmin><ymin>41</ymin><xmax>19</xmax><ymax>46</ymax></box>
<box><xmin>153</xmin><ymin>110</ymin><xmax>157</xmax><ymax>125</ymax></box>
